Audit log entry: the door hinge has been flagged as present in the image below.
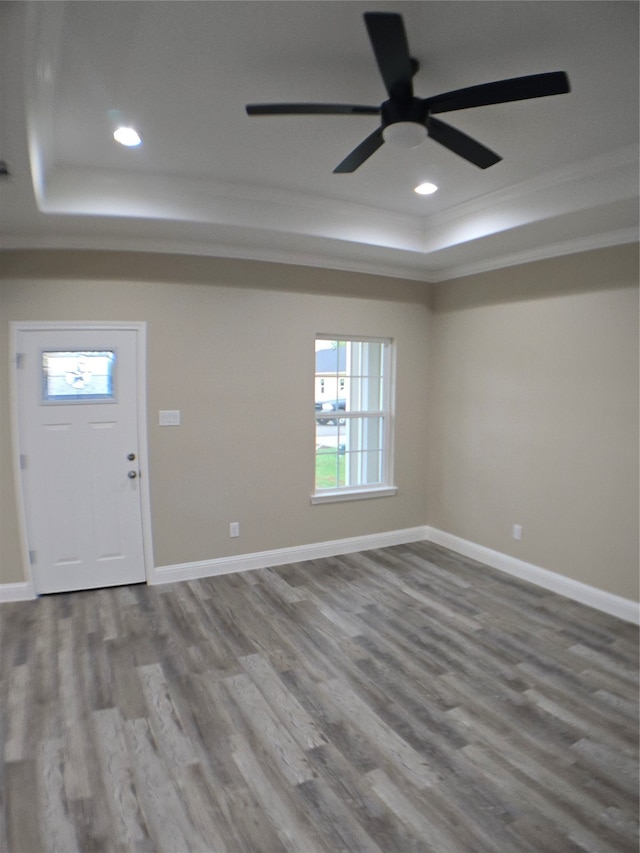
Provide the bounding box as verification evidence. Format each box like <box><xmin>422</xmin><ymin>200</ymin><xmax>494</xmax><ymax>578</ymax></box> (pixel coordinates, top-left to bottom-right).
<box><xmin>20</xmin><ymin>454</ymin><xmax>27</xmax><ymax>470</ymax></box>
<box><xmin>29</xmin><ymin>550</ymin><xmax>37</xmax><ymax>565</ymax></box>
<box><xmin>15</xmin><ymin>352</ymin><xmax>25</xmax><ymax>369</ymax></box>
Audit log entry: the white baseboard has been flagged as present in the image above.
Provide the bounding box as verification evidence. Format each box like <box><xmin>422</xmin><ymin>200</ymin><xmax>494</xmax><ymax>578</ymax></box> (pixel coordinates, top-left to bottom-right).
<box><xmin>152</xmin><ymin>526</ymin><xmax>430</xmax><ymax>586</ymax></box>
<box><xmin>153</xmin><ymin>523</ymin><xmax>638</xmax><ymax>623</ymax></box>
<box><xmin>0</xmin><ymin>582</ymin><xmax>36</xmax><ymax>603</ymax></box>
<box><xmin>424</xmin><ymin>527</ymin><xmax>640</xmax><ymax>625</ymax></box>
<box><xmin>154</xmin><ymin>524</ymin><xmax>638</xmax><ymax>624</ymax></box>
<box><xmin>6</xmin><ymin>524</ymin><xmax>633</xmax><ymax>625</ymax></box>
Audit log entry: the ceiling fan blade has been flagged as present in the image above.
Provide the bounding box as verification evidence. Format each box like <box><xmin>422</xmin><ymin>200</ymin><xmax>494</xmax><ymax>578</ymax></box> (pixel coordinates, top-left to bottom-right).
<box><xmin>427</xmin><ymin>117</ymin><xmax>501</xmax><ymax>169</ymax></box>
<box><xmin>246</xmin><ymin>103</ymin><xmax>380</xmax><ymax>116</ymax></box>
<box><xmin>426</xmin><ymin>71</ymin><xmax>570</xmax><ymax>114</ymax></box>
<box><xmin>364</xmin><ymin>12</ymin><xmax>414</xmax><ymax>101</ymax></box>
<box><xmin>333</xmin><ymin>127</ymin><xmax>385</xmax><ymax>173</ymax></box>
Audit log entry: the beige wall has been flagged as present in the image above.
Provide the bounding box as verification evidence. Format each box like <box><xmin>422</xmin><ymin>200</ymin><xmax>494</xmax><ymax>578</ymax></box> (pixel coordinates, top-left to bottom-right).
<box><xmin>2</xmin><ymin>245</ymin><xmax>638</xmax><ymax>604</ymax></box>
<box><xmin>428</xmin><ymin>244</ymin><xmax>639</xmax><ymax>601</ymax></box>
<box><xmin>0</xmin><ymin>252</ymin><xmax>431</xmax><ymax>583</ymax></box>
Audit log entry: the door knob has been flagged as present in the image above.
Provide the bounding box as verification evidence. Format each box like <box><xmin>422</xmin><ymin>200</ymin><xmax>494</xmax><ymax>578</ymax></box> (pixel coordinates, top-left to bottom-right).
<box><xmin>127</xmin><ymin>453</ymin><xmax>136</xmax><ymax>461</ymax></box>
<box><xmin>128</xmin><ymin>470</ymin><xmax>138</xmax><ymax>479</ymax></box>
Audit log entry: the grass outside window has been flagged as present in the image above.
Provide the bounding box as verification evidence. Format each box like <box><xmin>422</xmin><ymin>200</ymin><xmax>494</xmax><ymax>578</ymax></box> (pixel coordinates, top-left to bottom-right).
<box><xmin>315</xmin><ymin>446</ymin><xmax>345</xmax><ymax>489</ymax></box>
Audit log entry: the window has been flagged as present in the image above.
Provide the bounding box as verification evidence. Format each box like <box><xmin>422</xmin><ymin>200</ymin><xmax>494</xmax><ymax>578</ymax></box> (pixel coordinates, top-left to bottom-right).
<box><xmin>313</xmin><ymin>336</ymin><xmax>396</xmax><ymax>503</ymax></box>
<box><xmin>42</xmin><ymin>350</ymin><xmax>116</xmax><ymax>402</ymax></box>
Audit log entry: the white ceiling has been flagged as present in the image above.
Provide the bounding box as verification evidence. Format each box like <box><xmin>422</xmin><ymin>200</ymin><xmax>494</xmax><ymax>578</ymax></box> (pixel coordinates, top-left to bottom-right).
<box><xmin>1</xmin><ymin>0</ymin><xmax>638</xmax><ymax>282</ymax></box>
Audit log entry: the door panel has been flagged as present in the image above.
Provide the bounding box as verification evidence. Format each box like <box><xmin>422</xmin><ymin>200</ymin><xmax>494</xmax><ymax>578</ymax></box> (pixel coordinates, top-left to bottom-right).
<box><xmin>16</xmin><ymin>326</ymin><xmax>148</xmax><ymax>594</ymax></box>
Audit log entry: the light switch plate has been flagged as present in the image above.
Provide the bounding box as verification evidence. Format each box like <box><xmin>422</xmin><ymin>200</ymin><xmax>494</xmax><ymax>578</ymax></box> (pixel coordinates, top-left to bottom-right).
<box><xmin>159</xmin><ymin>410</ymin><xmax>180</xmax><ymax>426</ymax></box>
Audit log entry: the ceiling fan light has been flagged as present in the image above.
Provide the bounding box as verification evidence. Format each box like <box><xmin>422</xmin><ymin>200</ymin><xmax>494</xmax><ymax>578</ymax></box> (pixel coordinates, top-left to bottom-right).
<box><xmin>113</xmin><ymin>126</ymin><xmax>142</xmax><ymax>147</ymax></box>
<box><xmin>382</xmin><ymin>121</ymin><xmax>426</xmax><ymax>149</ymax></box>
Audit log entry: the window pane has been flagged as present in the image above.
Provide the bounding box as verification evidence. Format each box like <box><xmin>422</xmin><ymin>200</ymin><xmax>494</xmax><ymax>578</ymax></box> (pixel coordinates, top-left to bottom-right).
<box><xmin>343</xmin><ymin>416</ymin><xmax>383</xmax><ymax>452</ymax></box>
<box><xmin>360</xmin><ymin>341</ymin><xmax>384</xmax><ymax>374</ymax></box>
<box><xmin>353</xmin><ymin>450</ymin><xmax>383</xmax><ymax>485</ymax></box>
<box><xmin>350</xmin><ymin>375</ymin><xmax>383</xmax><ymax>411</ymax></box>
<box><xmin>42</xmin><ymin>351</ymin><xmax>116</xmax><ymax>402</ymax></box>
<box><xmin>315</xmin><ymin>340</ymin><xmax>344</xmax><ymax>375</ymax></box>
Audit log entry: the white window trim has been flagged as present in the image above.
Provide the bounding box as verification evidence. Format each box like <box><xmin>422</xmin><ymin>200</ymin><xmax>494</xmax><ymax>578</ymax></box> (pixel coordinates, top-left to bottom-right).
<box><xmin>312</xmin><ymin>334</ymin><xmax>397</xmax><ymax>504</ymax></box>
<box><xmin>310</xmin><ymin>485</ymin><xmax>398</xmax><ymax>505</ymax></box>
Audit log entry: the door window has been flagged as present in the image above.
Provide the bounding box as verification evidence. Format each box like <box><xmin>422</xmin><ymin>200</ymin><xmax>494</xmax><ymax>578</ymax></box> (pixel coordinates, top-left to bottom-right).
<box><xmin>42</xmin><ymin>350</ymin><xmax>116</xmax><ymax>402</ymax></box>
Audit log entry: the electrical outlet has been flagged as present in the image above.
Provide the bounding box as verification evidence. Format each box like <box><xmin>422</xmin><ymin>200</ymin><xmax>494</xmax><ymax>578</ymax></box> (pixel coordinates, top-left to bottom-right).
<box><xmin>229</xmin><ymin>522</ymin><xmax>240</xmax><ymax>538</ymax></box>
<box><xmin>512</xmin><ymin>524</ymin><xmax>522</xmax><ymax>541</ymax></box>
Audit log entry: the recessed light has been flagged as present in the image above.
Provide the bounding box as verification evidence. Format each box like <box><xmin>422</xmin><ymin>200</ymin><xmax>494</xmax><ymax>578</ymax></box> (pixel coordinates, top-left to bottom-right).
<box><xmin>415</xmin><ymin>182</ymin><xmax>438</xmax><ymax>195</ymax></box>
<box><xmin>113</xmin><ymin>126</ymin><xmax>142</xmax><ymax>147</ymax></box>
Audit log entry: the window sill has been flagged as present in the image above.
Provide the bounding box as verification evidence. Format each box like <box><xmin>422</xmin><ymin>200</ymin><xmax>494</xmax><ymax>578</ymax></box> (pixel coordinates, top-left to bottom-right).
<box><xmin>310</xmin><ymin>486</ymin><xmax>398</xmax><ymax>505</ymax></box>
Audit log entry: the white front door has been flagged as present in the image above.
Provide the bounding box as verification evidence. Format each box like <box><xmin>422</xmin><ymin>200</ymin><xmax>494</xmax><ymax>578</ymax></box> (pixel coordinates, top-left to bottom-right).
<box><xmin>14</xmin><ymin>324</ymin><xmax>149</xmax><ymax>594</ymax></box>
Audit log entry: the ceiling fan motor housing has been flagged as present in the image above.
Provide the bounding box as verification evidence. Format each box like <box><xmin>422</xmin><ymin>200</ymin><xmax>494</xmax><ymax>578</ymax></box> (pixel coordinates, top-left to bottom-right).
<box><xmin>380</xmin><ymin>97</ymin><xmax>427</xmax><ymax>131</ymax></box>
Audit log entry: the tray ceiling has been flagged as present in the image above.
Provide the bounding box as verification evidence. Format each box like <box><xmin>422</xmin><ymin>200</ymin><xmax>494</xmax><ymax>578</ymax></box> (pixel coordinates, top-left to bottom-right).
<box><xmin>0</xmin><ymin>1</ymin><xmax>637</xmax><ymax>281</ymax></box>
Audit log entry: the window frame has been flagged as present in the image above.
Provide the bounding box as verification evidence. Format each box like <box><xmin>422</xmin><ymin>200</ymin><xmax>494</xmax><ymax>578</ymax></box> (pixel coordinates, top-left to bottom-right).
<box><xmin>311</xmin><ymin>334</ymin><xmax>397</xmax><ymax>504</ymax></box>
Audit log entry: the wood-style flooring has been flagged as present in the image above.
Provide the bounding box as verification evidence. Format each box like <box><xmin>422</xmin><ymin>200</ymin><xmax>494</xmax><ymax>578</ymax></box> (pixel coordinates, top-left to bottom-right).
<box><xmin>1</xmin><ymin>541</ymin><xmax>638</xmax><ymax>852</ymax></box>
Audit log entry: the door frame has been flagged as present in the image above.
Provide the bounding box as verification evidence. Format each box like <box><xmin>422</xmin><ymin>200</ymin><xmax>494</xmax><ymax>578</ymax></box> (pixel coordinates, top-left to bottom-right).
<box><xmin>10</xmin><ymin>321</ymin><xmax>154</xmax><ymax>595</ymax></box>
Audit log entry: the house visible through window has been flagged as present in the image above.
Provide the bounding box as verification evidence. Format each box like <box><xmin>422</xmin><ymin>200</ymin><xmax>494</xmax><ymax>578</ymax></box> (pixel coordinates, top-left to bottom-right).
<box><xmin>313</xmin><ymin>336</ymin><xmax>397</xmax><ymax>503</ymax></box>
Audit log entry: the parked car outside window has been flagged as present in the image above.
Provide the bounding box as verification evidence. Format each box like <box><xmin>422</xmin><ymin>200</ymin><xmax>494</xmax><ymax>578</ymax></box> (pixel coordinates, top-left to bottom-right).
<box><xmin>315</xmin><ymin>398</ymin><xmax>346</xmax><ymax>425</ymax></box>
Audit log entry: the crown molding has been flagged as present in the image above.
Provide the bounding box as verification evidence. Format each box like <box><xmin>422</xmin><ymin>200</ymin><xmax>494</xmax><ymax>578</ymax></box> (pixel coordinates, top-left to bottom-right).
<box><xmin>3</xmin><ymin>226</ymin><xmax>637</xmax><ymax>286</ymax></box>
<box><xmin>421</xmin><ymin>145</ymin><xmax>639</xmax><ymax>231</ymax></box>
<box><xmin>427</xmin><ymin>227</ymin><xmax>640</xmax><ymax>283</ymax></box>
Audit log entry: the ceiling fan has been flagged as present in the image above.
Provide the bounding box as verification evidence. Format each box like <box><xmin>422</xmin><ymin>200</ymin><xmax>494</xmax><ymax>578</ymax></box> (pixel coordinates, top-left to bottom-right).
<box><xmin>246</xmin><ymin>12</ymin><xmax>570</xmax><ymax>173</ymax></box>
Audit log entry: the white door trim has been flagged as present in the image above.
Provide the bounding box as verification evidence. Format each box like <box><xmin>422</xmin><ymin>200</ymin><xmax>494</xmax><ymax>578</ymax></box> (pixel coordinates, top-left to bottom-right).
<box><xmin>9</xmin><ymin>321</ymin><xmax>154</xmax><ymax>592</ymax></box>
